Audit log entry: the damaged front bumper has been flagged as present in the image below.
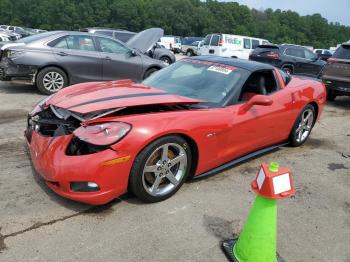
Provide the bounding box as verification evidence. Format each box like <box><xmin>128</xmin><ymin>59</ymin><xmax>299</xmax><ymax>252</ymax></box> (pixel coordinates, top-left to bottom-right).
<box><xmin>0</xmin><ymin>58</ymin><xmax>37</xmax><ymax>84</ymax></box>
<box><xmin>25</xmin><ymin>109</ymin><xmax>134</xmax><ymax>205</ymax></box>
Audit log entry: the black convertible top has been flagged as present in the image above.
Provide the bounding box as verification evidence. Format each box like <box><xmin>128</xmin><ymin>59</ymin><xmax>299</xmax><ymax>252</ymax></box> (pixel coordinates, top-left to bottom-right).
<box><xmin>192</xmin><ymin>55</ymin><xmax>275</xmax><ymax>72</ymax></box>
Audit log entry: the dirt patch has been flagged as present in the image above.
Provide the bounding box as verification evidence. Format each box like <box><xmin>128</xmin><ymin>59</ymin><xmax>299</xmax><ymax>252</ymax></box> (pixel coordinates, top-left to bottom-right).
<box><xmin>239</xmin><ymin>166</ymin><xmax>258</xmax><ymax>176</ymax></box>
<box><xmin>304</xmin><ymin>137</ymin><xmax>336</xmax><ymax>150</ymax></box>
<box><xmin>327</xmin><ymin>163</ymin><xmax>348</xmax><ymax>171</ymax></box>
<box><xmin>203</xmin><ymin>215</ymin><xmax>240</xmax><ymax>240</ymax></box>
<box><xmin>0</xmin><ymin>109</ymin><xmax>28</xmax><ymax>125</ymax></box>
<box><xmin>0</xmin><ymin>228</ymin><xmax>5</xmax><ymax>253</ymax></box>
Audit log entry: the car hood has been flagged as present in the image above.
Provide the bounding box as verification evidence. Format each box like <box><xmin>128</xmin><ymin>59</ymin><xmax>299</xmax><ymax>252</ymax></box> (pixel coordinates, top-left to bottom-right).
<box><xmin>126</xmin><ymin>28</ymin><xmax>164</xmax><ymax>53</ymax></box>
<box><xmin>46</xmin><ymin>80</ymin><xmax>203</xmax><ymax>114</ymax></box>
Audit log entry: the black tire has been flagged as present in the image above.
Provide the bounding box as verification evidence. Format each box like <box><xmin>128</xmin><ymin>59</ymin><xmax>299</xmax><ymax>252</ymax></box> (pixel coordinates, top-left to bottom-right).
<box><xmin>143</xmin><ymin>68</ymin><xmax>159</xmax><ymax>80</ymax></box>
<box><xmin>36</xmin><ymin>67</ymin><xmax>68</xmax><ymax>95</ymax></box>
<box><xmin>289</xmin><ymin>104</ymin><xmax>316</xmax><ymax>147</ymax></box>
<box><xmin>326</xmin><ymin>89</ymin><xmax>336</xmax><ymax>101</ymax></box>
<box><xmin>160</xmin><ymin>56</ymin><xmax>172</xmax><ymax>65</ymax></box>
<box><xmin>129</xmin><ymin>135</ymin><xmax>192</xmax><ymax>203</ymax></box>
<box><xmin>282</xmin><ymin>65</ymin><xmax>293</xmax><ymax>75</ymax></box>
<box><xmin>186</xmin><ymin>50</ymin><xmax>193</xmax><ymax>57</ymax></box>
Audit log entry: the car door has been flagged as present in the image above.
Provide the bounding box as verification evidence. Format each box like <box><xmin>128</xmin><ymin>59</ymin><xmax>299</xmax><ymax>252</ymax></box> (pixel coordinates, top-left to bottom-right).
<box><xmin>302</xmin><ymin>48</ymin><xmax>323</xmax><ymax>75</ymax></box>
<box><xmin>207</xmin><ymin>34</ymin><xmax>220</xmax><ymax>55</ymax></box>
<box><xmin>49</xmin><ymin>34</ymin><xmax>103</xmax><ymax>83</ymax></box>
<box><xmin>217</xmin><ymin>70</ymin><xmax>295</xmax><ymax>162</ymax></box>
<box><xmin>95</xmin><ymin>36</ymin><xmax>143</xmax><ymax>81</ymax></box>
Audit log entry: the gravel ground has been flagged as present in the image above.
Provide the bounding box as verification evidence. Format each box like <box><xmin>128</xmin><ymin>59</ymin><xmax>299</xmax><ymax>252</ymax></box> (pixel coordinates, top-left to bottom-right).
<box><xmin>0</xmin><ymin>75</ymin><xmax>349</xmax><ymax>262</ymax></box>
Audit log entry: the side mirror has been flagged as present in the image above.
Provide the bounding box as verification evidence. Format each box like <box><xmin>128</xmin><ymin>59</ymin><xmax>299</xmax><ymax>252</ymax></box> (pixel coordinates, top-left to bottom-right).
<box><xmin>240</xmin><ymin>95</ymin><xmax>273</xmax><ymax>113</ymax></box>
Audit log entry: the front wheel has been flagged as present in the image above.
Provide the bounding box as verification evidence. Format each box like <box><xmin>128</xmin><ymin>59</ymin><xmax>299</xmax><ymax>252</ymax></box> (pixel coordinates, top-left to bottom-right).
<box><xmin>129</xmin><ymin>135</ymin><xmax>192</xmax><ymax>202</ymax></box>
<box><xmin>160</xmin><ymin>56</ymin><xmax>172</xmax><ymax>65</ymax></box>
<box><xmin>289</xmin><ymin>105</ymin><xmax>315</xmax><ymax>146</ymax></box>
<box><xmin>36</xmin><ymin>67</ymin><xmax>68</xmax><ymax>95</ymax></box>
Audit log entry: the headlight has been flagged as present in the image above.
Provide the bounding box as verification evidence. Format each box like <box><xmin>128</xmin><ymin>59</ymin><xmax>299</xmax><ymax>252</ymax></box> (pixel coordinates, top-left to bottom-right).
<box><xmin>30</xmin><ymin>94</ymin><xmax>54</xmax><ymax>116</ymax></box>
<box><xmin>3</xmin><ymin>49</ymin><xmax>25</xmax><ymax>59</ymax></box>
<box><xmin>73</xmin><ymin>122</ymin><xmax>131</xmax><ymax>146</ymax></box>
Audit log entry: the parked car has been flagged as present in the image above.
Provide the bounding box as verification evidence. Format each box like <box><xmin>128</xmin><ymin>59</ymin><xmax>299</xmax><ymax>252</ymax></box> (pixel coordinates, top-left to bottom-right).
<box><xmin>182</xmin><ymin>40</ymin><xmax>203</xmax><ymax>56</ymax></box>
<box><xmin>0</xmin><ymin>28</ymin><xmax>19</xmax><ymax>41</ymax></box>
<box><xmin>249</xmin><ymin>44</ymin><xmax>326</xmax><ymax>77</ymax></box>
<box><xmin>181</xmin><ymin>36</ymin><xmax>203</xmax><ymax>55</ymax></box>
<box><xmin>322</xmin><ymin>42</ymin><xmax>350</xmax><ymax>100</ymax></box>
<box><xmin>158</xmin><ymin>36</ymin><xmax>182</xmax><ymax>53</ymax></box>
<box><xmin>314</xmin><ymin>49</ymin><xmax>334</xmax><ymax>61</ymax></box>
<box><xmin>0</xmin><ymin>30</ymin><xmax>166</xmax><ymax>94</ymax></box>
<box><xmin>200</xmin><ymin>33</ymin><xmax>269</xmax><ymax>59</ymax></box>
<box><xmin>4</xmin><ymin>26</ymin><xmax>33</xmax><ymax>38</ymax></box>
<box><xmin>83</xmin><ymin>27</ymin><xmax>175</xmax><ymax>64</ymax></box>
<box><xmin>0</xmin><ymin>33</ymin><xmax>11</xmax><ymax>42</ymax></box>
<box><xmin>25</xmin><ymin>56</ymin><xmax>326</xmax><ymax>204</ymax></box>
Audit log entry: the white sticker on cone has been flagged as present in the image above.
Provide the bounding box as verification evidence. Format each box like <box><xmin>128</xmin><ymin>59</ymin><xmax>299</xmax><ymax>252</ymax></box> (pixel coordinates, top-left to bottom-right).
<box><xmin>272</xmin><ymin>173</ymin><xmax>291</xmax><ymax>194</ymax></box>
<box><xmin>256</xmin><ymin>168</ymin><xmax>265</xmax><ymax>190</ymax></box>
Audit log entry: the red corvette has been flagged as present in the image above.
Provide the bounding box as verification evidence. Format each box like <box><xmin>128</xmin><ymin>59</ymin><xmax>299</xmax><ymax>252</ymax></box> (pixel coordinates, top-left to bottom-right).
<box><xmin>26</xmin><ymin>56</ymin><xmax>326</xmax><ymax>205</ymax></box>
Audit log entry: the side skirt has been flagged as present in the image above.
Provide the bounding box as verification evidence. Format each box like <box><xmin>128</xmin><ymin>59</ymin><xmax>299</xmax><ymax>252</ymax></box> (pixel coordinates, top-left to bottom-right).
<box><xmin>192</xmin><ymin>142</ymin><xmax>289</xmax><ymax>180</ymax></box>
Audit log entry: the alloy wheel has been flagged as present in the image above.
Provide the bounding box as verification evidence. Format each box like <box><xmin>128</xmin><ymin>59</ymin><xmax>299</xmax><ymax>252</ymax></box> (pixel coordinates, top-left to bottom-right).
<box><xmin>43</xmin><ymin>71</ymin><xmax>64</xmax><ymax>92</ymax></box>
<box><xmin>295</xmin><ymin>108</ymin><xmax>314</xmax><ymax>143</ymax></box>
<box><xmin>142</xmin><ymin>143</ymin><xmax>187</xmax><ymax>196</ymax></box>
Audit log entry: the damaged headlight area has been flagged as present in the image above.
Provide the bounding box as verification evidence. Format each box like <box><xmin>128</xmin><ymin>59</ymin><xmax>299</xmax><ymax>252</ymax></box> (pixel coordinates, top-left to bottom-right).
<box><xmin>27</xmin><ymin>104</ymin><xmax>132</xmax><ymax>155</ymax></box>
<box><xmin>66</xmin><ymin>122</ymin><xmax>131</xmax><ymax>156</ymax></box>
<box><xmin>73</xmin><ymin>122</ymin><xmax>131</xmax><ymax>146</ymax></box>
<box><xmin>3</xmin><ymin>49</ymin><xmax>25</xmax><ymax>59</ymax></box>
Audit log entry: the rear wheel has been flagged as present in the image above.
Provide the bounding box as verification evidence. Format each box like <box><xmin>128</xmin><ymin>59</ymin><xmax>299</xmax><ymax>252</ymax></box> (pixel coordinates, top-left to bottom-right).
<box><xmin>289</xmin><ymin>104</ymin><xmax>315</xmax><ymax>146</ymax></box>
<box><xmin>36</xmin><ymin>67</ymin><xmax>68</xmax><ymax>95</ymax></box>
<box><xmin>143</xmin><ymin>68</ymin><xmax>159</xmax><ymax>79</ymax></box>
<box><xmin>186</xmin><ymin>50</ymin><xmax>193</xmax><ymax>57</ymax></box>
<box><xmin>282</xmin><ymin>65</ymin><xmax>293</xmax><ymax>75</ymax></box>
<box><xmin>129</xmin><ymin>135</ymin><xmax>192</xmax><ymax>202</ymax></box>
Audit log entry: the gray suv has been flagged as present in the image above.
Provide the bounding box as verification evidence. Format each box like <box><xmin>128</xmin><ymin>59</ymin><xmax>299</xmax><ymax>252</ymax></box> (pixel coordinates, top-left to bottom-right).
<box><xmin>322</xmin><ymin>42</ymin><xmax>350</xmax><ymax>100</ymax></box>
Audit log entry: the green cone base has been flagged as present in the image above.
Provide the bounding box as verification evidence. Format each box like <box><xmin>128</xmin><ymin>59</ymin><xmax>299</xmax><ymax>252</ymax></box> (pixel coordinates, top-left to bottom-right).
<box><xmin>222</xmin><ymin>239</ymin><xmax>285</xmax><ymax>262</ymax></box>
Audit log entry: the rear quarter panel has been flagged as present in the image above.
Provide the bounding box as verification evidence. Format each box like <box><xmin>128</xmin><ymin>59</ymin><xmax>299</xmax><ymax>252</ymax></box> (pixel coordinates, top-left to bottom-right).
<box><xmin>287</xmin><ymin>76</ymin><xmax>326</xmax><ymax>121</ymax></box>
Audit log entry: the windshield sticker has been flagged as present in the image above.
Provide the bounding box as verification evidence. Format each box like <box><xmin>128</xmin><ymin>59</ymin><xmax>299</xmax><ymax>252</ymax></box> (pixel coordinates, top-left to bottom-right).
<box><xmin>207</xmin><ymin>65</ymin><xmax>233</xmax><ymax>74</ymax></box>
<box><xmin>182</xmin><ymin>59</ymin><xmax>236</xmax><ymax>72</ymax></box>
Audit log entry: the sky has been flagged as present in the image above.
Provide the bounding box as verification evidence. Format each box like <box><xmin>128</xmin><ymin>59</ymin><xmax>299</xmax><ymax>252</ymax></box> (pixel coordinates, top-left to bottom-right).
<box><xmin>221</xmin><ymin>0</ymin><xmax>350</xmax><ymax>26</ymax></box>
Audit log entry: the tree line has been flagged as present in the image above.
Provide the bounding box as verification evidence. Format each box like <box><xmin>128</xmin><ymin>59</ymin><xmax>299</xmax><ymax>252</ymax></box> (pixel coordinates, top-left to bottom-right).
<box><xmin>0</xmin><ymin>0</ymin><xmax>349</xmax><ymax>48</ymax></box>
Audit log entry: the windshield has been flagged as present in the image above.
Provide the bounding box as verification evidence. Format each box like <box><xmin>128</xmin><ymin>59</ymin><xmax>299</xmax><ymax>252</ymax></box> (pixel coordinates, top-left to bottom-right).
<box><xmin>16</xmin><ymin>31</ymin><xmax>58</xmax><ymax>43</ymax></box>
<box><xmin>142</xmin><ymin>59</ymin><xmax>249</xmax><ymax>105</ymax></box>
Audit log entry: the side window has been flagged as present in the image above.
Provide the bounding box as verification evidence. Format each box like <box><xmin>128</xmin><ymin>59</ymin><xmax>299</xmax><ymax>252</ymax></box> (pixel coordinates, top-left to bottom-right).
<box><xmin>203</xmin><ymin>35</ymin><xmax>211</xmax><ymax>46</ymax></box>
<box><xmin>52</xmin><ymin>36</ymin><xmax>69</xmax><ymax>49</ymax></box>
<box><xmin>315</xmin><ymin>50</ymin><xmax>322</xmax><ymax>54</ymax></box>
<box><xmin>252</xmin><ymin>39</ymin><xmax>260</xmax><ymax>49</ymax></box>
<box><xmin>243</xmin><ymin>38</ymin><xmax>251</xmax><ymax>49</ymax></box>
<box><xmin>239</xmin><ymin>71</ymin><xmax>279</xmax><ymax>101</ymax></box>
<box><xmin>97</xmin><ymin>37</ymin><xmax>129</xmax><ymax>54</ymax></box>
<box><xmin>324</xmin><ymin>50</ymin><xmax>331</xmax><ymax>55</ymax></box>
<box><xmin>278</xmin><ymin>69</ymin><xmax>291</xmax><ymax>85</ymax></box>
<box><xmin>210</xmin><ymin>35</ymin><xmax>220</xmax><ymax>46</ymax></box>
<box><xmin>285</xmin><ymin>48</ymin><xmax>305</xmax><ymax>58</ymax></box>
<box><xmin>49</xmin><ymin>35</ymin><xmax>96</xmax><ymax>52</ymax></box>
<box><xmin>304</xmin><ymin>49</ymin><xmax>317</xmax><ymax>60</ymax></box>
<box><xmin>9</xmin><ymin>26</ymin><xmax>14</xmax><ymax>31</ymax></box>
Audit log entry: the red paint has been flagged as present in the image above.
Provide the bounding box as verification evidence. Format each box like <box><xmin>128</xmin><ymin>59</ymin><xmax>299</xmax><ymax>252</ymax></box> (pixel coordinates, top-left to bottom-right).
<box><xmin>27</xmin><ymin>75</ymin><xmax>326</xmax><ymax>205</ymax></box>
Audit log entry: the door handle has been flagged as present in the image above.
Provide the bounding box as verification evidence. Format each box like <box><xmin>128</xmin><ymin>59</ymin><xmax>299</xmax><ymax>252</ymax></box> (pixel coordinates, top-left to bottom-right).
<box><xmin>57</xmin><ymin>51</ymin><xmax>68</xmax><ymax>56</ymax></box>
<box><xmin>104</xmin><ymin>56</ymin><xmax>112</xmax><ymax>61</ymax></box>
